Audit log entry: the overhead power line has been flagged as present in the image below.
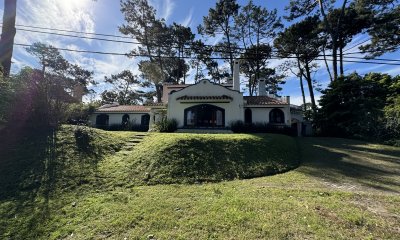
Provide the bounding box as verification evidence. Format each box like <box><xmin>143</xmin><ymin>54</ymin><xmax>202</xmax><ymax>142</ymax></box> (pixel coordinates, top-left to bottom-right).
<box><xmin>15</xmin><ymin>43</ymin><xmax>400</xmax><ymax>66</ymax></box>
<box><xmin>13</xmin><ymin>27</ymin><xmax>391</xmax><ymax>58</ymax></box>
<box><xmin>4</xmin><ymin>23</ymin><xmax>250</xmax><ymax>53</ymax></box>
<box><xmin>10</xmin><ymin>23</ymin><xmax>399</xmax><ymax>57</ymax></box>
<box><xmin>343</xmin><ymin>56</ymin><xmax>400</xmax><ymax>62</ymax></box>
<box><xmin>17</xmin><ymin>28</ymin><xmax>142</xmax><ymax>45</ymax></box>
<box><xmin>5</xmin><ymin>23</ymin><xmax>133</xmax><ymax>39</ymax></box>
<box><xmin>343</xmin><ymin>38</ymin><xmax>370</xmax><ymax>53</ymax></box>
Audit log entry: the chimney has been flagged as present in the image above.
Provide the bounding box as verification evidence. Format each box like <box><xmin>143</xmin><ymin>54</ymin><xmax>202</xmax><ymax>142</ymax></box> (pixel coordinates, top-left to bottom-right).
<box><xmin>286</xmin><ymin>96</ymin><xmax>290</xmax><ymax>104</ymax></box>
<box><xmin>72</xmin><ymin>84</ymin><xmax>85</xmax><ymax>102</ymax></box>
<box><xmin>233</xmin><ymin>59</ymin><xmax>240</xmax><ymax>91</ymax></box>
<box><xmin>258</xmin><ymin>79</ymin><xmax>267</xmax><ymax>96</ymax></box>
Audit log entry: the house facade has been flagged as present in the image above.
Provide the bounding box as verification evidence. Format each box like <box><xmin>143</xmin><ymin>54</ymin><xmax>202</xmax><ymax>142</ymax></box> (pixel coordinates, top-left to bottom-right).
<box><xmin>89</xmin><ymin>105</ymin><xmax>151</xmax><ymax>129</ymax></box>
<box><xmin>157</xmin><ymin>79</ymin><xmax>291</xmax><ymax>128</ymax></box>
<box><xmin>90</xmin><ymin>60</ymin><xmax>298</xmax><ymax>133</ymax></box>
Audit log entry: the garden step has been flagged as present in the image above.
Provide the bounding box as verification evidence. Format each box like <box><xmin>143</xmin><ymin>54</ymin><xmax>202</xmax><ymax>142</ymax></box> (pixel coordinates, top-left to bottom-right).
<box><xmin>175</xmin><ymin>129</ymin><xmax>233</xmax><ymax>134</ymax></box>
<box><xmin>123</xmin><ymin>146</ymin><xmax>134</xmax><ymax>150</ymax></box>
<box><xmin>119</xmin><ymin>134</ymin><xmax>149</xmax><ymax>152</ymax></box>
<box><xmin>124</xmin><ymin>144</ymin><xmax>136</xmax><ymax>147</ymax></box>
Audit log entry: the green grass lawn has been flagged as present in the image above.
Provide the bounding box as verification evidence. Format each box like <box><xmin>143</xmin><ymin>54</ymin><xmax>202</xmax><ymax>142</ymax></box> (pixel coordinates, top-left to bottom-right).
<box><xmin>0</xmin><ymin>126</ymin><xmax>399</xmax><ymax>239</ymax></box>
<box><xmin>102</xmin><ymin>132</ymin><xmax>299</xmax><ymax>185</ymax></box>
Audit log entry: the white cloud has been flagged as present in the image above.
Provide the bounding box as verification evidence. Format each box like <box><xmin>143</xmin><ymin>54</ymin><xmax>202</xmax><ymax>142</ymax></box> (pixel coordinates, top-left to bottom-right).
<box><xmin>268</xmin><ymin>58</ymin><xmax>286</xmax><ymax>70</ymax></box>
<box><xmin>181</xmin><ymin>8</ymin><xmax>194</xmax><ymax>28</ymax></box>
<box><xmin>149</xmin><ymin>0</ymin><xmax>176</xmax><ymax>21</ymax></box>
<box><xmin>382</xmin><ymin>66</ymin><xmax>400</xmax><ymax>76</ymax></box>
<box><xmin>10</xmin><ymin>0</ymin><xmax>97</xmax><ymax>72</ymax></box>
<box><xmin>17</xmin><ymin>0</ymin><xmax>95</xmax><ymax>35</ymax></box>
<box><xmin>161</xmin><ymin>0</ymin><xmax>176</xmax><ymax>21</ymax></box>
<box><xmin>290</xmin><ymin>94</ymin><xmax>321</xmax><ymax>106</ymax></box>
<box><xmin>8</xmin><ymin>0</ymin><xmax>141</xmax><ymax>95</ymax></box>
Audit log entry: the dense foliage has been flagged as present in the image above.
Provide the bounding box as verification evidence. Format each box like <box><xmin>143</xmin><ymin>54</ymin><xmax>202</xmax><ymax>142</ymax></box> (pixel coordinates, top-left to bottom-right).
<box><xmin>230</xmin><ymin>120</ymin><xmax>297</xmax><ymax>136</ymax></box>
<box><xmin>316</xmin><ymin>73</ymin><xmax>400</xmax><ymax>145</ymax></box>
<box><xmin>66</xmin><ymin>103</ymin><xmax>99</xmax><ymax>124</ymax></box>
<box><xmin>0</xmin><ymin>43</ymin><xmax>95</xmax><ymax>132</ymax></box>
<box><xmin>151</xmin><ymin>118</ymin><xmax>178</xmax><ymax>132</ymax></box>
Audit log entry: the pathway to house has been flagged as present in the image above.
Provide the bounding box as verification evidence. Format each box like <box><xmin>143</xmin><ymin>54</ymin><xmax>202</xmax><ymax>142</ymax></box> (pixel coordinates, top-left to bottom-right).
<box><xmin>120</xmin><ymin>133</ymin><xmax>148</xmax><ymax>152</ymax></box>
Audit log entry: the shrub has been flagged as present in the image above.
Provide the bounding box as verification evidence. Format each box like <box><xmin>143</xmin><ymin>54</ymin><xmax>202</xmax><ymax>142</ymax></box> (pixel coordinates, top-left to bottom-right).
<box><xmin>230</xmin><ymin>120</ymin><xmax>251</xmax><ymax>133</ymax></box>
<box><xmin>152</xmin><ymin>118</ymin><xmax>178</xmax><ymax>132</ymax></box>
<box><xmin>230</xmin><ymin>120</ymin><xmax>296</xmax><ymax>136</ymax></box>
<box><xmin>103</xmin><ymin>123</ymin><xmax>149</xmax><ymax>132</ymax></box>
<box><xmin>74</xmin><ymin>125</ymin><xmax>92</xmax><ymax>151</ymax></box>
<box><xmin>108</xmin><ymin>124</ymin><xmax>124</xmax><ymax>131</ymax></box>
<box><xmin>66</xmin><ymin>103</ymin><xmax>99</xmax><ymax>125</ymax></box>
<box><xmin>131</xmin><ymin>124</ymin><xmax>149</xmax><ymax>132</ymax></box>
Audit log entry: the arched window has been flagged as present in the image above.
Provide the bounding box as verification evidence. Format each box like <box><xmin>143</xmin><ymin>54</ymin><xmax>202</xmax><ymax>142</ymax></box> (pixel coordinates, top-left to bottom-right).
<box><xmin>244</xmin><ymin>108</ymin><xmax>252</xmax><ymax>125</ymax></box>
<box><xmin>269</xmin><ymin>109</ymin><xmax>285</xmax><ymax>124</ymax></box>
<box><xmin>122</xmin><ymin>114</ymin><xmax>130</xmax><ymax>125</ymax></box>
<box><xmin>184</xmin><ymin>104</ymin><xmax>225</xmax><ymax>128</ymax></box>
<box><xmin>96</xmin><ymin>114</ymin><xmax>109</xmax><ymax>127</ymax></box>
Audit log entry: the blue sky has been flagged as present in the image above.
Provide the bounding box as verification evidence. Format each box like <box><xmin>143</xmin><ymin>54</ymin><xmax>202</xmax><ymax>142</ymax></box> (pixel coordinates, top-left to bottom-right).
<box><xmin>1</xmin><ymin>0</ymin><xmax>399</xmax><ymax>105</ymax></box>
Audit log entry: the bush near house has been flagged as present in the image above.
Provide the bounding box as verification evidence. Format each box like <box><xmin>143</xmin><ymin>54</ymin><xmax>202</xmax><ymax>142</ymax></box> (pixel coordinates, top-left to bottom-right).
<box><xmin>66</xmin><ymin>103</ymin><xmax>99</xmax><ymax>125</ymax></box>
<box><xmin>230</xmin><ymin>120</ymin><xmax>297</xmax><ymax>136</ymax></box>
<box><xmin>151</xmin><ymin>118</ymin><xmax>178</xmax><ymax>132</ymax></box>
<box><xmin>103</xmin><ymin>123</ymin><xmax>149</xmax><ymax>132</ymax></box>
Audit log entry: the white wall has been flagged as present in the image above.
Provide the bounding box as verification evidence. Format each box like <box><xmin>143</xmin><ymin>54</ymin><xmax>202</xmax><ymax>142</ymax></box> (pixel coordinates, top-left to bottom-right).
<box><xmin>167</xmin><ymin>80</ymin><xmax>244</xmax><ymax>127</ymax></box>
<box><xmin>247</xmin><ymin>106</ymin><xmax>291</xmax><ymax>126</ymax></box>
<box><xmin>89</xmin><ymin>113</ymin><xmax>149</xmax><ymax>126</ymax></box>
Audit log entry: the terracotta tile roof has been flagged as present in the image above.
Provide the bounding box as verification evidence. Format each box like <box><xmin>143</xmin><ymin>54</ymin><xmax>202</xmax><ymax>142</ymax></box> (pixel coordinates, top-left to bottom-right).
<box><xmin>244</xmin><ymin>96</ymin><xmax>287</xmax><ymax>105</ymax></box>
<box><xmin>143</xmin><ymin>102</ymin><xmax>165</xmax><ymax>106</ymax></box>
<box><xmin>95</xmin><ymin>105</ymin><xmax>150</xmax><ymax>113</ymax></box>
<box><xmin>176</xmin><ymin>95</ymin><xmax>233</xmax><ymax>101</ymax></box>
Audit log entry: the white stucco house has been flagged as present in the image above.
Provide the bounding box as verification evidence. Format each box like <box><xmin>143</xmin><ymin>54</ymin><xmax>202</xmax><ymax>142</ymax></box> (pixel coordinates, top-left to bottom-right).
<box><xmin>89</xmin><ymin>105</ymin><xmax>151</xmax><ymax>129</ymax></box>
<box><xmin>90</xmin><ymin>60</ymin><xmax>303</xmax><ymax>134</ymax></box>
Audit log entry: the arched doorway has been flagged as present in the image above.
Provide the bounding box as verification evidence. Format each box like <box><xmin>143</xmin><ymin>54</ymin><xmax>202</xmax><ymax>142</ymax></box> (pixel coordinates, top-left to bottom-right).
<box><xmin>269</xmin><ymin>109</ymin><xmax>285</xmax><ymax>124</ymax></box>
<box><xmin>122</xmin><ymin>114</ymin><xmax>130</xmax><ymax>126</ymax></box>
<box><xmin>141</xmin><ymin>114</ymin><xmax>150</xmax><ymax>127</ymax></box>
<box><xmin>184</xmin><ymin>104</ymin><xmax>225</xmax><ymax>128</ymax></box>
<box><xmin>244</xmin><ymin>108</ymin><xmax>252</xmax><ymax>125</ymax></box>
<box><xmin>96</xmin><ymin>114</ymin><xmax>109</xmax><ymax>127</ymax></box>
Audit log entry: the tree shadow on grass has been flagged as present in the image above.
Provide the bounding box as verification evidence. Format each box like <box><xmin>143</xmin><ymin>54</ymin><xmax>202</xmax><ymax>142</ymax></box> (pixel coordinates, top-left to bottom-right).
<box><xmin>298</xmin><ymin>138</ymin><xmax>400</xmax><ymax>194</ymax></box>
<box><xmin>0</xmin><ymin>128</ymin><xmax>57</xmax><ymax>238</ymax></box>
<box><xmin>0</xmin><ymin>126</ymin><xmax>105</xmax><ymax>239</ymax></box>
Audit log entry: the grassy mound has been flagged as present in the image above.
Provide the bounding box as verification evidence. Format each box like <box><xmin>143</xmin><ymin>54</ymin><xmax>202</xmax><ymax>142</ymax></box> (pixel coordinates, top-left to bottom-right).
<box><xmin>1</xmin><ymin>126</ymin><xmax>399</xmax><ymax>239</ymax></box>
<box><xmin>0</xmin><ymin>125</ymin><xmax>133</xmax><ymax>198</ymax></box>
<box><xmin>127</xmin><ymin>133</ymin><xmax>299</xmax><ymax>184</ymax></box>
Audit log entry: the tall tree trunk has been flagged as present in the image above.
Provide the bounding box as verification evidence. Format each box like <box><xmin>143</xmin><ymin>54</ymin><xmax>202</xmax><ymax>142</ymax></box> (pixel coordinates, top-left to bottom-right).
<box><xmin>318</xmin><ymin>0</ymin><xmax>345</xmax><ymax>81</ymax></box>
<box><xmin>339</xmin><ymin>45</ymin><xmax>344</xmax><ymax>76</ymax></box>
<box><xmin>0</xmin><ymin>0</ymin><xmax>17</xmax><ymax>77</ymax></box>
<box><xmin>322</xmin><ymin>44</ymin><xmax>333</xmax><ymax>82</ymax></box>
<box><xmin>156</xmin><ymin>84</ymin><xmax>162</xmax><ymax>103</ymax></box>
<box><xmin>182</xmin><ymin>64</ymin><xmax>186</xmax><ymax>84</ymax></box>
<box><xmin>338</xmin><ymin>0</ymin><xmax>347</xmax><ymax>78</ymax></box>
<box><xmin>304</xmin><ymin>63</ymin><xmax>317</xmax><ymax>113</ymax></box>
<box><xmin>332</xmin><ymin>40</ymin><xmax>338</xmax><ymax>81</ymax></box>
<box><xmin>249</xmin><ymin>75</ymin><xmax>253</xmax><ymax>96</ymax></box>
<box><xmin>195</xmin><ymin>63</ymin><xmax>200</xmax><ymax>83</ymax></box>
<box><xmin>296</xmin><ymin>59</ymin><xmax>307</xmax><ymax>111</ymax></box>
<box><xmin>300</xmin><ymin>74</ymin><xmax>307</xmax><ymax>112</ymax></box>
<box><xmin>226</xmin><ymin>33</ymin><xmax>234</xmax><ymax>76</ymax></box>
